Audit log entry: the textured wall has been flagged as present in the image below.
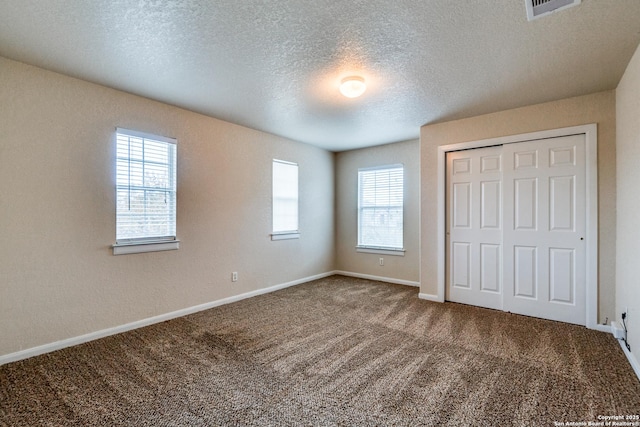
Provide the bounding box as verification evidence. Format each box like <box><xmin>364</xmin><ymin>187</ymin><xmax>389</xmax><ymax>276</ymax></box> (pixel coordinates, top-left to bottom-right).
<box><xmin>420</xmin><ymin>91</ymin><xmax>617</xmax><ymax>323</ymax></box>
<box><xmin>0</xmin><ymin>57</ymin><xmax>335</xmax><ymax>357</ymax></box>
<box><xmin>335</xmin><ymin>140</ymin><xmax>420</xmax><ymax>283</ymax></box>
<box><xmin>616</xmin><ymin>43</ymin><xmax>640</xmax><ymax>363</ymax></box>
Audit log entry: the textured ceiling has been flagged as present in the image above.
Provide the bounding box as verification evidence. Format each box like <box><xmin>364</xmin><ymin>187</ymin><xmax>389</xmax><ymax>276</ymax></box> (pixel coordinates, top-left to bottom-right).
<box><xmin>1</xmin><ymin>0</ymin><xmax>639</xmax><ymax>151</ymax></box>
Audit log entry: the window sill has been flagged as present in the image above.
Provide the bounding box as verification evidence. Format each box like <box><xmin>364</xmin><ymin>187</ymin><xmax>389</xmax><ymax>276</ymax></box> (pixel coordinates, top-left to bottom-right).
<box><xmin>271</xmin><ymin>232</ymin><xmax>300</xmax><ymax>241</ymax></box>
<box><xmin>356</xmin><ymin>246</ymin><xmax>405</xmax><ymax>256</ymax></box>
<box><xmin>112</xmin><ymin>240</ymin><xmax>180</xmax><ymax>255</ymax></box>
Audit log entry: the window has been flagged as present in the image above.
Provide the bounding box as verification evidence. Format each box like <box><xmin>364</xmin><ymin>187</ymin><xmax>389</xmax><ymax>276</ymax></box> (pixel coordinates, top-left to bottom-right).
<box><xmin>272</xmin><ymin>159</ymin><xmax>299</xmax><ymax>240</ymax></box>
<box><xmin>357</xmin><ymin>165</ymin><xmax>404</xmax><ymax>253</ymax></box>
<box><xmin>113</xmin><ymin>128</ymin><xmax>178</xmax><ymax>255</ymax></box>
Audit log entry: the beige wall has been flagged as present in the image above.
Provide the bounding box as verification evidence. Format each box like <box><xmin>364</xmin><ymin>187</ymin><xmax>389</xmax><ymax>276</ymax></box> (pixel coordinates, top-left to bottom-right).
<box><xmin>0</xmin><ymin>57</ymin><xmax>335</xmax><ymax>357</ymax></box>
<box><xmin>616</xmin><ymin>42</ymin><xmax>640</xmax><ymax>363</ymax></box>
<box><xmin>420</xmin><ymin>91</ymin><xmax>617</xmax><ymax>322</ymax></box>
<box><xmin>334</xmin><ymin>140</ymin><xmax>420</xmax><ymax>283</ymax></box>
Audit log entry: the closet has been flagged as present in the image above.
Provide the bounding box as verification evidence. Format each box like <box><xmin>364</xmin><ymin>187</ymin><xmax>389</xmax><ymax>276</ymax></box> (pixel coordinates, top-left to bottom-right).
<box><xmin>446</xmin><ymin>134</ymin><xmax>586</xmax><ymax>325</ymax></box>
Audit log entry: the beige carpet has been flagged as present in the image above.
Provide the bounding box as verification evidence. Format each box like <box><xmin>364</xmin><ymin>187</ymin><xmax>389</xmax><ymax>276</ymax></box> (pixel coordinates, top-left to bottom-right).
<box><xmin>1</xmin><ymin>275</ymin><xmax>639</xmax><ymax>426</ymax></box>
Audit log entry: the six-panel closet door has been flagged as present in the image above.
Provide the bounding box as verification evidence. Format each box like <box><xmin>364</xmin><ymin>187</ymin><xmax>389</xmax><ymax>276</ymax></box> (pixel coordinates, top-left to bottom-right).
<box><xmin>502</xmin><ymin>135</ymin><xmax>586</xmax><ymax>325</ymax></box>
<box><xmin>446</xmin><ymin>145</ymin><xmax>503</xmax><ymax>311</ymax></box>
<box><xmin>446</xmin><ymin>134</ymin><xmax>587</xmax><ymax>325</ymax></box>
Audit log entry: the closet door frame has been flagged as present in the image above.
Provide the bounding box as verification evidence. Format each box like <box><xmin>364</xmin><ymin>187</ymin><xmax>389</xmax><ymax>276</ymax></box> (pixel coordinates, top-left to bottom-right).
<box><xmin>432</xmin><ymin>124</ymin><xmax>601</xmax><ymax>330</ymax></box>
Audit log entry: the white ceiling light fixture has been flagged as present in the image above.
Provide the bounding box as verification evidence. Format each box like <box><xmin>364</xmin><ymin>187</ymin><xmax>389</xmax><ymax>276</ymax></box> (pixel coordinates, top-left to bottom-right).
<box><xmin>340</xmin><ymin>76</ymin><xmax>366</xmax><ymax>98</ymax></box>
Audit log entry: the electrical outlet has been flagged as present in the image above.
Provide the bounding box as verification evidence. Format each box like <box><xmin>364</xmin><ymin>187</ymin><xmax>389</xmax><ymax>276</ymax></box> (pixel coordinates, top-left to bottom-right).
<box><xmin>232</xmin><ymin>272</ymin><xmax>238</xmax><ymax>282</ymax></box>
<box><xmin>379</xmin><ymin>258</ymin><xmax>384</xmax><ymax>266</ymax></box>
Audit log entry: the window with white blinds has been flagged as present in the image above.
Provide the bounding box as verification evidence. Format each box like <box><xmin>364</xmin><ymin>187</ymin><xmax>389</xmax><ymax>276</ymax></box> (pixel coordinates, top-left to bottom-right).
<box><xmin>358</xmin><ymin>165</ymin><xmax>404</xmax><ymax>250</ymax></box>
<box><xmin>272</xmin><ymin>159</ymin><xmax>298</xmax><ymax>235</ymax></box>
<box><xmin>115</xmin><ymin>128</ymin><xmax>177</xmax><ymax>244</ymax></box>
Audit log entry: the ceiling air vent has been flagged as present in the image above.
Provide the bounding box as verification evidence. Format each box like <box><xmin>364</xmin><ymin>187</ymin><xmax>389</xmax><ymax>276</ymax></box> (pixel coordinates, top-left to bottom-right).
<box><xmin>525</xmin><ymin>0</ymin><xmax>581</xmax><ymax>21</ymax></box>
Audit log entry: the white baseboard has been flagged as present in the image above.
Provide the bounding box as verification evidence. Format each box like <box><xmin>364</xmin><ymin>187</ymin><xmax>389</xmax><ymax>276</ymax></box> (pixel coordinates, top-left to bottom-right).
<box><xmin>333</xmin><ymin>270</ymin><xmax>419</xmax><ymax>287</ymax></box>
<box><xmin>418</xmin><ymin>293</ymin><xmax>443</xmax><ymax>302</ymax></box>
<box><xmin>591</xmin><ymin>323</ymin><xmax>611</xmax><ymax>333</ymax></box>
<box><xmin>8</xmin><ymin>270</ymin><xmax>631</xmax><ymax>383</ymax></box>
<box><xmin>616</xmin><ymin>339</ymin><xmax>640</xmax><ymax>383</ymax></box>
<box><xmin>0</xmin><ymin>271</ymin><xmax>334</xmax><ymax>366</ymax></box>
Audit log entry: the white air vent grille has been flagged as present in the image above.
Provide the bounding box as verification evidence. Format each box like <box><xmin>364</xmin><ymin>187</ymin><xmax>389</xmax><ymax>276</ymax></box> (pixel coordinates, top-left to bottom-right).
<box><xmin>526</xmin><ymin>0</ymin><xmax>581</xmax><ymax>21</ymax></box>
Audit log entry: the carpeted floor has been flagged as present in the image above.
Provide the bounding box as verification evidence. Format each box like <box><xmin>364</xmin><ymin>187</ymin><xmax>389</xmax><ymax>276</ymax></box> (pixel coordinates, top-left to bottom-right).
<box><xmin>1</xmin><ymin>275</ymin><xmax>639</xmax><ymax>426</ymax></box>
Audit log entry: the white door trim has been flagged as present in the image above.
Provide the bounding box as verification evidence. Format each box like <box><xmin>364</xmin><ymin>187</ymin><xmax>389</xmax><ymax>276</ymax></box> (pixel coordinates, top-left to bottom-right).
<box><xmin>436</xmin><ymin>124</ymin><xmax>599</xmax><ymax>329</ymax></box>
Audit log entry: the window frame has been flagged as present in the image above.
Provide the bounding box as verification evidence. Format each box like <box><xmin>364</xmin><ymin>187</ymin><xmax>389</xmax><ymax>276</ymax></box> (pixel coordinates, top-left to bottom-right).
<box><xmin>112</xmin><ymin>127</ymin><xmax>179</xmax><ymax>255</ymax></box>
<box><xmin>271</xmin><ymin>159</ymin><xmax>300</xmax><ymax>240</ymax></box>
<box><xmin>356</xmin><ymin>164</ymin><xmax>405</xmax><ymax>256</ymax></box>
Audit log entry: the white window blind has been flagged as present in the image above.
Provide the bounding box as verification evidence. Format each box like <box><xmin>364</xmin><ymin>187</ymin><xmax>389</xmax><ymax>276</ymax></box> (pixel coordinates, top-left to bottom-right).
<box><xmin>272</xmin><ymin>159</ymin><xmax>298</xmax><ymax>233</ymax></box>
<box><xmin>358</xmin><ymin>165</ymin><xmax>404</xmax><ymax>249</ymax></box>
<box><xmin>116</xmin><ymin>128</ymin><xmax>177</xmax><ymax>243</ymax></box>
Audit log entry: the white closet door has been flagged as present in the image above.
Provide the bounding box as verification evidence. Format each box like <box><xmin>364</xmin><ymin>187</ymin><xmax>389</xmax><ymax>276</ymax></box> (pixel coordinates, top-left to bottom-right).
<box><xmin>502</xmin><ymin>134</ymin><xmax>586</xmax><ymax>325</ymax></box>
<box><xmin>446</xmin><ymin>146</ymin><xmax>503</xmax><ymax>311</ymax></box>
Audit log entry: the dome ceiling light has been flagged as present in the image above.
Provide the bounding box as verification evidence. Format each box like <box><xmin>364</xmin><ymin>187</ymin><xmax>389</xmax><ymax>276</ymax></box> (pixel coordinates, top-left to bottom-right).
<box><xmin>339</xmin><ymin>76</ymin><xmax>366</xmax><ymax>98</ymax></box>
